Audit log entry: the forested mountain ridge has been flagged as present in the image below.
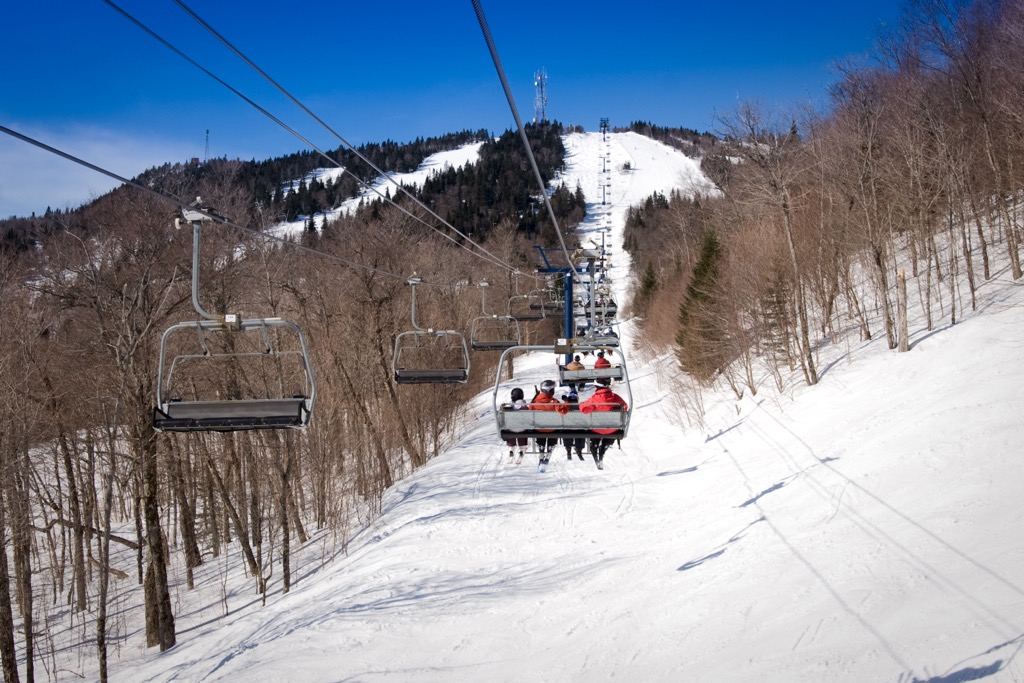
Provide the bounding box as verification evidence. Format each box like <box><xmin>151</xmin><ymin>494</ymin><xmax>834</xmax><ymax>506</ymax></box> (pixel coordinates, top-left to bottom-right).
<box><xmin>0</xmin><ymin>122</ymin><xmax>585</xmax><ymax>253</ymax></box>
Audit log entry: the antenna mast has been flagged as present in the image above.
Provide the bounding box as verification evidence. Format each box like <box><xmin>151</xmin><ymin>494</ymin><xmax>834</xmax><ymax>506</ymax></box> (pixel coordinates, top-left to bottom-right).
<box><xmin>204</xmin><ymin>129</ymin><xmax>210</xmax><ymax>163</ymax></box>
<box><xmin>534</xmin><ymin>69</ymin><xmax>548</xmax><ymax>124</ymax></box>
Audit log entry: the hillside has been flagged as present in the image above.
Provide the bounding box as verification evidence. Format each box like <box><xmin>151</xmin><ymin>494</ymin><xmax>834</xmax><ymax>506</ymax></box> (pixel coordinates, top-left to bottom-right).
<box><xmin>91</xmin><ymin>132</ymin><xmax>1024</xmax><ymax>682</ymax></box>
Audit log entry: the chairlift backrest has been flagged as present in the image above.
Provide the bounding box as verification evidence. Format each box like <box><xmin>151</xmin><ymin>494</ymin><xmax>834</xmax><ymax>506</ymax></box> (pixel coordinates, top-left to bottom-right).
<box><xmin>470</xmin><ymin>280</ymin><xmax>521</xmax><ymax>351</ymax></box>
<box><xmin>470</xmin><ymin>316</ymin><xmax>521</xmax><ymax>351</ymax></box>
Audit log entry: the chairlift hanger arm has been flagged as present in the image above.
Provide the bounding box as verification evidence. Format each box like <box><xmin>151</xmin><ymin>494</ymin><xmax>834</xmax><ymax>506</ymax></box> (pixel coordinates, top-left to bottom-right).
<box><xmin>175</xmin><ymin>201</ymin><xmax>235</xmax><ymax>323</ymax></box>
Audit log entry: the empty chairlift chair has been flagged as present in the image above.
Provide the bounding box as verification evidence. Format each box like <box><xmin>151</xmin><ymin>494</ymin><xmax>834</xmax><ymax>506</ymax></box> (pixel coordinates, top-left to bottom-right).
<box><xmin>393</xmin><ymin>276</ymin><xmax>470</xmax><ymax>384</ymax></box>
<box><xmin>153</xmin><ymin>204</ymin><xmax>316</xmax><ymax>432</ymax></box>
<box><xmin>154</xmin><ymin>317</ymin><xmax>316</xmax><ymax>431</ymax></box>
<box><xmin>470</xmin><ymin>280</ymin><xmax>521</xmax><ymax>351</ymax></box>
<box><xmin>508</xmin><ymin>290</ymin><xmax>547</xmax><ymax>321</ymax></box>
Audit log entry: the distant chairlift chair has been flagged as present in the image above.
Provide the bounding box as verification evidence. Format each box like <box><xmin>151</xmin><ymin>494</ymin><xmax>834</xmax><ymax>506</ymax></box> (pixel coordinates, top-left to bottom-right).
<box><xmin>470</xmin><ymin>280</ymin><xmax>521</xmax><ymax>351</ymax></box>
<box><xmin>508</xmin><ymin>290</ymin><xmax>547</xmax><ymax>321</ymax></box>
<box><xmin>393</xmin><ymin>276</ymin><xmax>470</xmax><ymax>384</ymax></box>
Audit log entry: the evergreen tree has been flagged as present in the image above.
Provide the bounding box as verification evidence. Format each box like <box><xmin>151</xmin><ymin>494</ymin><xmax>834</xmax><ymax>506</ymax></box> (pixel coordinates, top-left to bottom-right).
<box><xmin>676</xmin><ymin>230</ymin><xmax>728</xmax><ymax>383</ymax></box>
<box><xmin>635</xmin><ymin>262</ymin><xmax>659</xmax><ymax>316</ymax></box>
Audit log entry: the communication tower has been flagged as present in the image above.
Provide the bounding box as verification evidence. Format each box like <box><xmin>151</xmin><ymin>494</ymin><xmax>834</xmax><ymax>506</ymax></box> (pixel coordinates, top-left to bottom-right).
<box><xmin>534</xmin><ymin>69</ymin><xmax>548</xmax><ymax>124</ymax></box>
<box><xmin>204</xmin><ymin>129</ymin><xmax>210</xmax><ymax>163</ymax></box>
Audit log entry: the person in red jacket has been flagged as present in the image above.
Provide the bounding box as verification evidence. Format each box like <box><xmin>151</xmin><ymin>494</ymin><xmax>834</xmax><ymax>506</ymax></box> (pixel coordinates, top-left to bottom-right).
<box><xmin>530</xmin><ymin>379</ymin><xmax>567</xmax><ymax>467</ymax></box>
<box><xmin>579</xmin><ymin>377</ymin><xmax>628</xmax><ymax>469</ymax></box>
<box><xmin>594</xmin><ymin>350</ymin><xmax>611</xmax><ymax>370</ymax></box>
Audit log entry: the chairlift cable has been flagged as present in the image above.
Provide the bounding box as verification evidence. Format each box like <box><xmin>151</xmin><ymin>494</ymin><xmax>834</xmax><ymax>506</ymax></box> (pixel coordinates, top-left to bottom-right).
<box><xmin>470</xmin><ymin>0</ymin><xmax>576</xmax><ymax>272</ymax></box>
<box><xmin>0</xmin><ymin>123</ymin><xmax>415</xmax><ymax>285</ymax></box>
<box><xmin>99</xmin><ymin>0</ymin><xmax>524</xmax><ymax>279</ymax></box>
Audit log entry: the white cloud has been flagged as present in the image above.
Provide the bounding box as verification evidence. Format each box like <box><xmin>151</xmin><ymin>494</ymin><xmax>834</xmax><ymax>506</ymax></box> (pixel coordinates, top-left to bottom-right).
<box><xmin>0</xmin><ymin>123</ymin><xmax>188</xmax><ymax>218</ymax></box>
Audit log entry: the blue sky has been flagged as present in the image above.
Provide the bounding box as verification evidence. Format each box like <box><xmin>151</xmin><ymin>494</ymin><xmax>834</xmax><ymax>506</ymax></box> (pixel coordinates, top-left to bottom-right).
<box><xmin>0</xmin><ymin>0</ymin><xmax>904</xmax><ymax>218</ymax></box>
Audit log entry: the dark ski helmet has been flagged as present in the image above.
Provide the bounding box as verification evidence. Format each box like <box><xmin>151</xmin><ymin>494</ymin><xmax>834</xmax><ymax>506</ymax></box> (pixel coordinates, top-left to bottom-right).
<box><xmin>540</xmin><ymin>379</ymin><xmax>557</xmax><ymax>395</ymax></box>
<box><xmin>511</xmin><ymin>387</ymin><xmax>524</xmax><ymax>401</ymax></box>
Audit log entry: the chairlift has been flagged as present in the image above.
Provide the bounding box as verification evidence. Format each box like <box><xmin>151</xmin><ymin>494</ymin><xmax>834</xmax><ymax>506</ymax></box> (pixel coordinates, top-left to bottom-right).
<box><xmin>593</xmin><ymin>297</ymin><xmax>618</xmax><ymax>321</ymax></box>
<box><xmin>508</xmin><ymin>290</ymin><xmax>547</xmax><ymax>321</ymax></box>
<box><xmin>154</xmin><ymin>204</ymin><xmax>316</xmax><ymax>432</ymax></box>
<box><xmin>492</xmin><ymin>345</ymin><xmax>632</xmax><ymax>441</ymax></box>
<box><xmin>470</xmin><ymin>281</ymin><xmax>521</xmax><ymax>351</ymax></box>
<box><xmin>541</xmin><ymin>285</ymin><xmax>565</xmax><ymax>311</ymax></box>
<box><xmin>559</xmin><ymin>343</ymin><xmax>624</xmax><ymax>385</ymax></box>
<box><xmin>530</xmin><ymin>286</ymin><xmax>562</xmax><ymax>310</ymax></box>
<box><xmin>581</xmin><ymin>328</ymin><xmax>620</xmax><ymax>347</ymax></box>
<box><xmin>393</xmin><ymin>276</ymin><xmax>470</xmax><ymax>384</ymax></box>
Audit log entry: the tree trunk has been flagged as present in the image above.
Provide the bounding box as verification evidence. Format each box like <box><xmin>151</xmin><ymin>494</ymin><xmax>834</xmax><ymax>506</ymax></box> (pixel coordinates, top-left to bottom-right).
<box><xmin>58</xmin><ymin>433</ymin><xmax>88</xmax><ymax>612</ymax></box>
<box><xmin>781</xmin><ymin>196</ymin><xmax>817</xmax><ymax>385</ymax></box>
<box><xmin>276</xmin><ymin>437</ymin><xmax>292</xmax><ymax>594</ymax></box>
<box><xmin>0</xmin><ymin>496</ymin><xmax>21</xmax><ymax>683</ymax></box>
<box><xmin>897</xmin><ymin>268</ymin><xmax>910</xmax><ymax>352</ymax></box>
<box><xmin>141</xmin><ymin>434</ymin><xmax>175</xmax><ymax>651</ymax></box>
<box><xmin>96</xmin><ymin>431</ymin><xmax>118</xmax><ymax>683</ymax></box>
<box><xmin>872</xmin><ymin>242</ymin><xmax>897</xmax><ymax>349</ymax></box>
<box><xmin>205</xmin><ymin>461</ymin><xmax>221</xmax><ymax>558</ymax></box>
<box><xmin>203</xmin><ymin>452</ymin><xmax>262</xmax><ymax>584</ymax></box>
<box><xmin>11</xmin><ymin>450</ymin><xmax>34</xmax><ymax>683</ymax></box>
<box><xmin>168</xmin><ymin>441</ymin><xmax>202</xmax><ymax>590</ymax></box>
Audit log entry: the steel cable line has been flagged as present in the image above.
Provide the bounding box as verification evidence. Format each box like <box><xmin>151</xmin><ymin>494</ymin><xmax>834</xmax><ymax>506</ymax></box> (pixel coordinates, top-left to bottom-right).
<box><xmin>100</xmin><ymin>0</ymin><xmax>522</xmax><ymax>279</ymax></box>
<box><xmin>166</xmin><ymin>0</ymin><xmax>540</xmax><ymax>282</ymax></box>
<box><xmin>469</xmin><ymin>0</ymin><xmax>576</xmax><ymax>272</ymax></box>
<box><xmin>0</xmin><ymin>123</ymin><xmax>416</xmax><ymax>283</ymax></box>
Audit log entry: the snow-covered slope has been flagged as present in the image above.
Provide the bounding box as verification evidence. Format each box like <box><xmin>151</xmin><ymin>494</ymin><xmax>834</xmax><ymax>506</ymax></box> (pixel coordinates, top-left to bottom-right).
<box><xmin>269</xmin><ymin>142</ymin><xmax>484</xmax><ymax>238</ymax></box>
<box><xmin>110</xmin><ymin>133</ymin><xmax>1024</xmax><ymax>683</ymax></box>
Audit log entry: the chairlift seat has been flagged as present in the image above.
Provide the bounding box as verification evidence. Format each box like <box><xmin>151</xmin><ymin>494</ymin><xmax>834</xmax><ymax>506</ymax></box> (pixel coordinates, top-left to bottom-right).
<box><xmin>154</xmin><ymin>397</ymin><xmax>311</xmax><ymax>432</ymax></box>
<box><xmin>471</xmin><ymin>339</ymin><xmax>518</xmax><ymax>351</ymax></box>
<box><xmin>394</xmin><ymin>368</ymin><xmax>470</xmax><ymax>384</ymax></box>
<box><xmin>509</xmin><ymin>310</ymin><xmax>546</xmax><ymax>322</ymax></box>
<box><xmin>579</xmin><ymin>332</ymin><xmax>620</xmax><ymax>347</ymax></box>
